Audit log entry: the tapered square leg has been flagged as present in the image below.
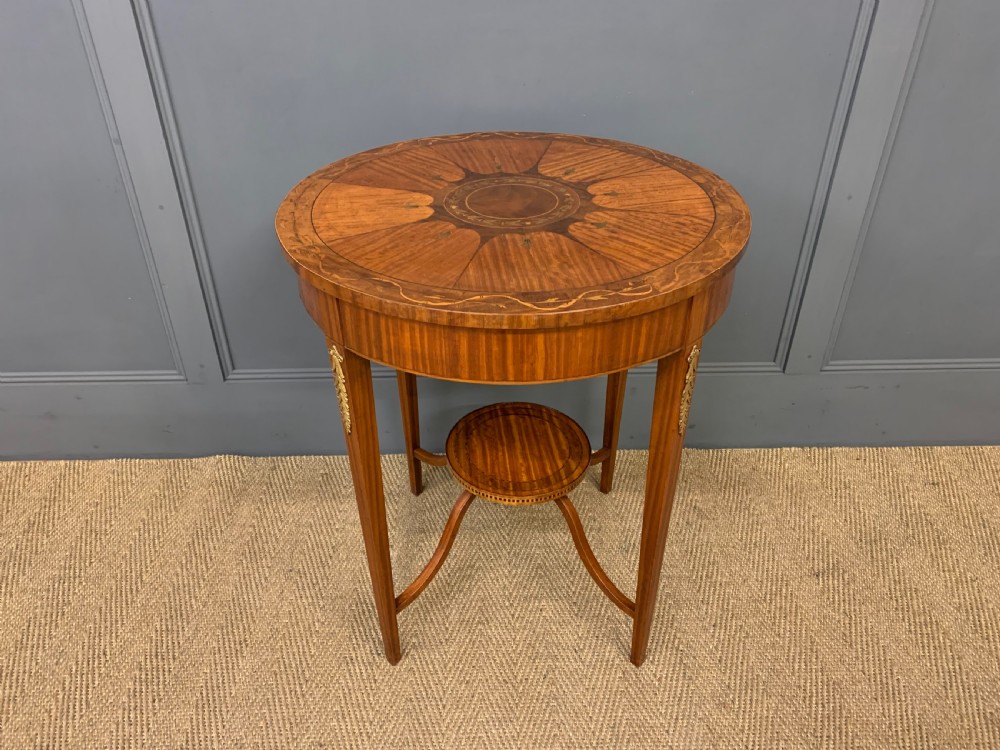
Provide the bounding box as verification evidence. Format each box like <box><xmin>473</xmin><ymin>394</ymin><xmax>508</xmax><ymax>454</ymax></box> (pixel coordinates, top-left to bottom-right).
<box><xmin>329</xmin><ymin>341</ymin><xmax>401</xmax><ymax>664</ymax></box>
<box><xmin>631</xmin><ymin>343</ymin><xmax>699</xmax><ymax>666</ymax></box>
<box><xmin>599</xmin><ymin>370</ymin><xmax>628</xmax><ymax>493</ymax></box>
<box><xmin>396</xmin><ymin>370</ymin><xmax>423</xmax><ymax>495</ymax></box>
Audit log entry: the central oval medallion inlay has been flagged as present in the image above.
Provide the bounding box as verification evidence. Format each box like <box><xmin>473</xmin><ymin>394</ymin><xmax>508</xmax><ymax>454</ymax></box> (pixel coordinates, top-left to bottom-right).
<box><xmin>443</xmin><ymin>176</ymin><xmax>580</xmax><ymax>229</ymax></box>
<box><xmin>465</xmin><ymin>184</ymin><xmax>559</xmax><ymax>219</ymax></box>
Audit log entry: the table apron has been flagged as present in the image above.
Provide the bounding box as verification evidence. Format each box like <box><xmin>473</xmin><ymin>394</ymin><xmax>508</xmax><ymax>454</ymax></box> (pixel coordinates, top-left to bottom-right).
<box><xmin>298</xmin><ymin>270</ymin><xmax>734</xmax><ymax>384</ymax></box>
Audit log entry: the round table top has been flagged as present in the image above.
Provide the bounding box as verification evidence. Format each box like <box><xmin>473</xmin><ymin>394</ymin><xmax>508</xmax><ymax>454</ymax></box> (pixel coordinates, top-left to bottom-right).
<box><xmin>276</xmin><ymin>132</ymin><xmax>750</xmax><ymax>328</ymax></box>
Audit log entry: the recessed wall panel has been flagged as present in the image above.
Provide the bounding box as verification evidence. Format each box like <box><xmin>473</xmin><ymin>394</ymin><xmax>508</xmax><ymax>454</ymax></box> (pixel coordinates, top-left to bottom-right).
<box><xmin>0</xmin><ymin>2</ymin><xmax>176</xmax><ymax>375</ymax></box>
<box><xmin>833</xmin><ymin>1</ymin><xmax>1000</xmax><ymax>364</ymax></box>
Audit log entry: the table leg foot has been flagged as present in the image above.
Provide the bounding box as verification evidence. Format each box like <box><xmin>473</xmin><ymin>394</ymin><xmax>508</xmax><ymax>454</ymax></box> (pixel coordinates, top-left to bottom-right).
<box><xmin>332</xmin><ymin>341</ymin><xmax>401</xmax><ymax>664</ymax></box>
<box><xmin>630</xmin><ymin>344</ymin><xmax>698</xmax><ymax>666</ymax></box>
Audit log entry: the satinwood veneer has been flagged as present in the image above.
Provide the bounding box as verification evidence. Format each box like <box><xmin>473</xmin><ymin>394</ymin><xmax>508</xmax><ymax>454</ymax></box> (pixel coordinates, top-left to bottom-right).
<box><xmin>276</xmin><ymin>131</ymin><xmax>751</xmax><ymax>665</ymax></box>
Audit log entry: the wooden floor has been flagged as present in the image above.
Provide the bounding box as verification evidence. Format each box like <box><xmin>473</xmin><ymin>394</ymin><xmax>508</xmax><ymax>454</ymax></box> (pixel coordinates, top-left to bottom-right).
<box><xmin>1</xmin><ymin>447</ymin><xmax>998</xmax><ymax>748</ymax></box>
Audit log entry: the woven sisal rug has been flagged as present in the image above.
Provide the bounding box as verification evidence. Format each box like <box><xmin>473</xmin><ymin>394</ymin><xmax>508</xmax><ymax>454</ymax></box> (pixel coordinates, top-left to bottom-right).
<box><xmin>1</xmin><ymin>447</ymin><xmax>998</xmax><ymax>748</ymax></box>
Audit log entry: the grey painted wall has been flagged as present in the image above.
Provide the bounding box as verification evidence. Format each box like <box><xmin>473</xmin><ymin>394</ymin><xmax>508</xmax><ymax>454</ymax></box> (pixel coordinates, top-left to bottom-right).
<box><xmin>1</xmin><ymin>0</ymin><xmax>997</xmax><ymax>459</ymax></box>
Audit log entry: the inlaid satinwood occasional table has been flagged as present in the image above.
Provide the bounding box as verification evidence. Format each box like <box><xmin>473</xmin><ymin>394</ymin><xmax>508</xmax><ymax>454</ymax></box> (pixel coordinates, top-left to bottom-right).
<box><xmin>275</xmin><ymin>132</ymin><xmax>750</xmax><ymax>665</ymax></box>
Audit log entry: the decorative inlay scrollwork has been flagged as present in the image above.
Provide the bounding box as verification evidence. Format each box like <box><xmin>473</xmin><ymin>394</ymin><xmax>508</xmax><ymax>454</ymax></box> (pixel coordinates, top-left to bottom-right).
<box><xmin>383</xmin><ymin>278</ymin><xmax>655</xmax><ymax>311</ymax></box>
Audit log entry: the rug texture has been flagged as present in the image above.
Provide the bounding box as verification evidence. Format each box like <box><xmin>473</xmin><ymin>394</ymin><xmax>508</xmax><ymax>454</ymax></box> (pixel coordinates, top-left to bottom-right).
<box><xmin>1</xmin><ymin>447</ymin><xmax>998</xmax><ymax>748</ymax></box>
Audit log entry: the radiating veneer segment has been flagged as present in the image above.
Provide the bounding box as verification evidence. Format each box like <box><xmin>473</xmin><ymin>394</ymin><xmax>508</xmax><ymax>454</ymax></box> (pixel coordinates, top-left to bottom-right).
<box><xmin>454</xmin><ymin>232</ymin><xmax>633</xmax><ymax>292</ymax></box>
<box><xmin>430</xmin><ymin>138</ymin><xmax>550</xmax><ymax>175</ymax></box>
<box><xmin>570</xmin><ymin>211</ymin><xmax>714</xmax><ymax>270</ymax></box>
<box><xmin>336</xmin><ymin>145</ymin><xmax>466</xmax><ymax>192</ymax></box>
<box><xmin>588</xmin><ymin>167</ymin><xmax>714</xmax><ymax>215</ymax></box>
<box><xmin>537</xmin><ymin>141</ymin><xmax>659</xmax><ymax>183</ymax></box>
<box><xmin>323</xmin><ymin>221</ymin><xmax>481</xmax><ymax>288</ymax></box>
<box><xmin>310</xmin><ymin>183</ymin><xmax>432</xmax><ymax>240</ymax></box>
